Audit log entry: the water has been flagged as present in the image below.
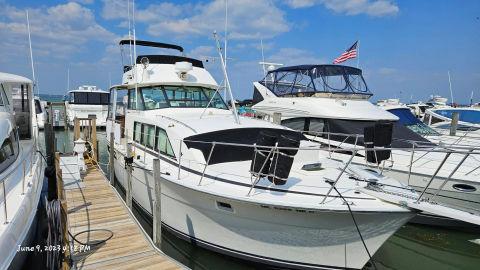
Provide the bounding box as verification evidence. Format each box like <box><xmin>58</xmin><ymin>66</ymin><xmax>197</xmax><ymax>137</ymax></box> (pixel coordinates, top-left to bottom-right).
<box><xmin>38</xmin><ymin>129</ymin><xmax>480</xmax><ymax>270</ymax></box>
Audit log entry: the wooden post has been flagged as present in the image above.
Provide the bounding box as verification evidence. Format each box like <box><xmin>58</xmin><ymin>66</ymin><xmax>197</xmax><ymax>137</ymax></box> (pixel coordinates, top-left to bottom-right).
<box><xmin>55</xmin><ymin>152</ymin><xmax>70</xmax><ymax>270</ymax></box>
<box><xmin>152</xmin><ymin>158</ymin><xmax>162</xmax><ymax>247</ymax></box>
<box><xmin>126</xmin><ymin>143</ymin><xmax>133</xmax><ymax>209</ymax></box>
<box><xmin>55</xmin><ymin>152</ymin><xmax>65</xmax><ymax>201</ymax></box>
<box><xmin>63</xmin><ymin>103</ymin><xmax>68</xmax><ymax>130</ymax></box>
<box><xmin>73</xmin><ymin>118</ymin><xmax>80</xmax><ymax>141</ymax></box>
<box><xmin>109</xmin><ymin>132</ymin><xmax>115</xmax><ymax>186</ymax></box>
<box><xmin>450</xmin><ymin>112</ymin><xmax>459</xmax><ymax>136</ymax></box>
<box><xmin>91</xmin><ymin>118</ymin><xmax>97</xmax><ymax>162</ymax></box>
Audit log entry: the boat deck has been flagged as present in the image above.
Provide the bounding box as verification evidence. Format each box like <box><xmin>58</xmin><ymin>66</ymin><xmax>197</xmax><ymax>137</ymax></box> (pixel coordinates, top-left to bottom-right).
<box><xmin>60</xmin><ymin>156</ymin><xmax>182</xmax><ymax>270</ymax></box>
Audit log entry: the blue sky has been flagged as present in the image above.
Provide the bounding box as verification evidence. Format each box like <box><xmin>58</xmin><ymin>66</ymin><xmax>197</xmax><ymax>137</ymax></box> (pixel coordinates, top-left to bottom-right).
<box><xmin>1</xmin><ymin>0</ymin><xmax>479</xmax><ymax>103</ymax></box>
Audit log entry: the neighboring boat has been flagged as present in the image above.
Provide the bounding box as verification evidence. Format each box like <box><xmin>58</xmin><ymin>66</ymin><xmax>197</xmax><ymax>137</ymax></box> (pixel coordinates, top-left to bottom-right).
<box><xmin>34</xmin><ymin>96</ymin><xmax>46</xmax><ymax>129</ymax></box>
<box><xmin>0</xmin><ymin>72</ymin><xmax>45</xmax><ymax>269</ymax></box>
<box><xmin>107</xmin><ymin>40</ymin><xmax>420</xmax><ymax>269</ymax></box>
<box><xmin>424</xmin><ymin>107</ymin><xmax>480</xmax><ymax>130</ymax></box>
<box><xmin>65</xmin><ymin>85</ymin><xmax>109</xmax><ymax>127</ymax></box>
<box><xmin>251</xmin><ymin>64</ymin><xmax>480</xmax><ymax>220</ymax></box>
<box><xmin>406</xmin><ymin>101</ymin><xmax>431</xmax><ymax>119</ymax></box>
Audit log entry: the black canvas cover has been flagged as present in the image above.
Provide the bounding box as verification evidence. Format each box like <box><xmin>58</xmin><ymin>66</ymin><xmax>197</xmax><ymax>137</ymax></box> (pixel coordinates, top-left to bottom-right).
<box><xmin>324</xmin><ymin>119</ymin><xmax>434</xmax><ymax>148</ymax></box>
<box><xmin>136</xmin><ymin>55</ymin><xmax>204</xmax><ymax>68</ymax></box>
<box><xmin>183</xmin><ymin>128</ymin><xmax>305</xmax><ymax>164</ymax></box>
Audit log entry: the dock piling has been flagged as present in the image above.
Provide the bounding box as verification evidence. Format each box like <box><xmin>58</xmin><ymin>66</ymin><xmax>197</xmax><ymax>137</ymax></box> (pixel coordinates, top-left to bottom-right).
<box><xmin>153</xmin><ymin>158</ymin><xmax>162</xmax><ymax>247</ymax></box>
<box><xmin>450</xmin><ymin>112</ymin><xmax>459</xmax><ymax>136</ymax></box>
<box><xmin>126</xmin><ymin>142</ymin><xmax>133</xmax><ymax>209</ymax></box>
<box><xmin>109</xmin><ymin>132</ymin><xmax>115</xmax><ymax>186</ymax></box>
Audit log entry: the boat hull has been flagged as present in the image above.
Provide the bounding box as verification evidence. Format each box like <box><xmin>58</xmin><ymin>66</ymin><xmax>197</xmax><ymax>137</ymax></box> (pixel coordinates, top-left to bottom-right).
<box><xmin>114</xmin><ymin>157</ymin><xmax>413</xmax><ymax>269</ymax></box>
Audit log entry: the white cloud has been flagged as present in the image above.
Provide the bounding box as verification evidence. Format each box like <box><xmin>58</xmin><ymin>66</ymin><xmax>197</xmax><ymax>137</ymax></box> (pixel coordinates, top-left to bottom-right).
<box><xmin>284</xmin><ymin>0</ymin><xmax>399</xmax><ymax>17</ymax></box>
<box><xmin>284</xmin><ymin>0</ymin><xmax>317</xmax><ymax>8</ymax></box>
<box><xmin>0</xmin><ymin>2</ymin><xmax>117</xmax><ymax>59</ymax></box>
<box><xmin>102</xmin><ymin>0</ymin><xmax>290</xmax><ymax>40</ymax></box>
<box><xmin>268</xmin><ymin>47</ymin><xmax>326</xmax><ymax>66</ymax></box>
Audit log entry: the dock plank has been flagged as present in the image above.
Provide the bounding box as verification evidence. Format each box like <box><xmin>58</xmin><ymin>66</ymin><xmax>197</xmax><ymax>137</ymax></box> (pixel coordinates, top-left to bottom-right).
<box><xmin>61</xmin><ymin>160</ymin><xmax>182</xmax><ymax>270</ymax></box>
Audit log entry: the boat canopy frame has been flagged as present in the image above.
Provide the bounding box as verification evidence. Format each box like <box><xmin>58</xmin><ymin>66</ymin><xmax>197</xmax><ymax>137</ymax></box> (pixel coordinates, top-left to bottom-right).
<box><xmin>261</xmin><ymin>65</ymin><xmax>372</xmax><ymax>97</ymax></box>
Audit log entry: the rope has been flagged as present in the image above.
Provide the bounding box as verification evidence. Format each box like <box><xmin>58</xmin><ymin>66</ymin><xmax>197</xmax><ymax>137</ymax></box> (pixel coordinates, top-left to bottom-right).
<box><xmin>328</xmin><ymin>184</ymin><xmax>378</xmax><ymax>270</ymax></box>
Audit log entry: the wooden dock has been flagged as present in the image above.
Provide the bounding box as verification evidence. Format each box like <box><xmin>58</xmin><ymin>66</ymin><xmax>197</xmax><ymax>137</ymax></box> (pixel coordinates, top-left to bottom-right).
<box><xmin>59</xmin><ymin>156</ymin><xmax>183</xmax><ymax>270</ymax></box>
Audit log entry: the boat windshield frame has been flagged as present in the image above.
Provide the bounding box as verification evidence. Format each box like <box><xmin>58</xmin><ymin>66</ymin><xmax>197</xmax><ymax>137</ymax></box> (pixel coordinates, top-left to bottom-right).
<box><xmin>260</xmin><ymin>65</ymin><xmax>372</xmax><ymax>97</ymax></box>
<box><xmin>128</xmin><ymin>85</ymin><xmax>229</xmax><ymax>111</ymax></box>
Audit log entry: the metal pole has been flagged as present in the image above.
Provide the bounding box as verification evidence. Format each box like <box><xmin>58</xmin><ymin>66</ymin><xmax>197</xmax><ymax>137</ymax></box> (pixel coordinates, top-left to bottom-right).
<box><xmin>433</xmin><ymin>150</ymin><xmax>472</xmax><ymax>198</ymax></box>
<box><xmin>416</xmin><ymin>152</ymin><xmax>452</xmax><ymax>202</ymax></box>
<box><xmin>152</xmin><ymin>158</ymin><xmax>162</xmax><ymax>247</ymax></box>
<box><xmin>321</xmin><ymin>150</ymin><xmax>357</xmax><ymax>204</ymax></box>
<box><xmin>199</xmin><ymin>143</ymin><xmax>216</xmax><ymax>185</ymax></box>
<box><xmin>22</xmin><ymin>160</ymin><xmax>26</xmax><ymax>195</ymax></box>
<box><xmin>407</xmin><ymin>144</ymin><xmax>415</xmax><ymax>186</ymax></box>
<box><xmin>177</xmin><ymin>141</ymin><xmax>182</xmax><ymax>180</ymax></box>
<box><xmin>109</xmin><ymin>132</ymin><xmax>115</xmax><ymax>186</ymax></box>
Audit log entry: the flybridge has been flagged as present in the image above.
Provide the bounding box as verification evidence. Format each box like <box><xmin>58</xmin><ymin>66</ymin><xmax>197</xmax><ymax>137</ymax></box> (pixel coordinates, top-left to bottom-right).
<box><xmin>119</xmin><ymin>39</ymin><xmax>204</xmax><ymax>71</ymax></box>
<box><xmin>261</xmin><ymin>64</ymin><xmax>372</xmax><ymax>97</ymax></box>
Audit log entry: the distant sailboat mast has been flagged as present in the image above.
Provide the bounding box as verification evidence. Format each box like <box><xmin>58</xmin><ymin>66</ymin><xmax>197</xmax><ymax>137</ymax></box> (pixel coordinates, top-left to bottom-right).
<box><xmin>448</xmin><ymin>70</ymin><xmax>454</xmax><ymax>105</ymax></box>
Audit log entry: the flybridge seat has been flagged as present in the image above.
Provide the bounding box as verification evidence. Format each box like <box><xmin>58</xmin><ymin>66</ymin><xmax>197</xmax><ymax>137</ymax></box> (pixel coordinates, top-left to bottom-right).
<box><xmin>260</xmin><ymin>64</ymin><xmax>372</xmax><ymax>98</ymax></box>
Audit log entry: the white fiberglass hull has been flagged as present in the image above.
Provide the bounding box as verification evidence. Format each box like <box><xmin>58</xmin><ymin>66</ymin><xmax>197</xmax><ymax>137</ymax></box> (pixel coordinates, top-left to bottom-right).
<box><xmin>65</xmin><ymin>103</ymin><xmax>108</xmax><ymax>127</ymax></box>
<box><xmin>0</xmin><ymin>142</ymin><xmax>45</xmax><ymax>270</ymax></box>
<box><xmin>113</xmin><ymin>155</ymin><xmax>412</xmax><ymax>269</ymax></box>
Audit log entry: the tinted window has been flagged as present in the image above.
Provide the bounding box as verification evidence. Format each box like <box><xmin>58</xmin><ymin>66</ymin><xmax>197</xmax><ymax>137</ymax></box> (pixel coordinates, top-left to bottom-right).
<box><xmin>0</xmin><ymin>131</ymin><xmax>19</xmax><ymax>173</ymax></box>
<box><xmin>74</xmin><ymin>92</ymin><xmax>88</xmax><ymax>104</ymax></box>
<box><xmin>101</xmin><ymin>93</ymin><xmax>109</xmax><ymax>104</ymax></box>
<box><xmin>155</xmin><ymin>128</ymin><xmax>175</xmax><ymax>157</ymax></box>
<box><xmin>89</xmin><ymin>93</ymin><xmax>101</xmax><ymax>104</ymax></box>
<box><xmin>142</xmin><ymin>124</ymin><xmax>155</xmax><ymax>149</ymax></box>
<box><xmin>141</xmin><ymin>87</ymin><xmax>168</xmax><ymax>110</ymax></box>
<box><xmin>128</xmin><ymin>89</ymin><xmax>137</xmax><ymax>110</ymax></box>
<box><xmin>134</xmin><ymin>122</ymin><xmax>142</xmax><ymax>142</ymax></box>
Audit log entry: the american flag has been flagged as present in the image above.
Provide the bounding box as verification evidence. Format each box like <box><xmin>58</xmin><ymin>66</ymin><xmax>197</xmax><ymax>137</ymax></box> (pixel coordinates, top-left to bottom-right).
<box><xmin>333</xmin><ymin>41</ymin><xmax>358</xmax><ymax>64</ymax></box>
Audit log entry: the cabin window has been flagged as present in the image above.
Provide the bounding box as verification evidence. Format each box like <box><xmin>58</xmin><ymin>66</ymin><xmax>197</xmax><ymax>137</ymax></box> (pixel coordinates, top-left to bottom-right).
<box><xmin>140</xmin><ymin>87</ymin><xmax>168</xmax><ymax>110</ymax></box>
<box><xmin>0</xmin><ymin>84</ymin><xmax>8</xmax><ymax>105</ymax></box>
<box><xmin>308</xmin><ymin>118</ymin><xmax>325</xmax><ymax>134</ymax></box>
<box><xmin>282</xmin><ymin>118</ymin><xmax>306</xmax><ymax>132</ymax></box>
<box><xmin>128</xmin><ymin>89</ymin><xmax>137</xmax><ymax>110</ymax></box>
<box><xmin>142</xmin><ymin>124</ymin><xmax>155</xmax><ymax>149</ymax></box>
<box><xmin>155</xmin><ymin>128</ymin><xmax>175</xmax><ymax>157</ymax></box>
<box><xmin>164</xmin><ymin>86</ymin><xmax>208</xmax><ymax>107</ymax></box>
<box><xmin>74</xmin><ymin>92</ymin><xmax>88</xmax><ymax>104</ymax></box>
<box><xmin>0</xmin><ymin>130</ymin><xmax>19</xmax><ymax>173</ymax></box>
<box><xmin>134</xmin><ymin>122</ymin><xmax>142</xmax><ymax>142</ymax></box>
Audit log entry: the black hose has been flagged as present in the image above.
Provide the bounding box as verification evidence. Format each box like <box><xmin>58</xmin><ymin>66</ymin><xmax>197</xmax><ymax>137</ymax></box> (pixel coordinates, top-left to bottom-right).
<box><xmin>68</xmin><ymin>229</ymin><xmax>114</xmax><ymax>246</ymax></box>
<box><xmin>329</xmin><ymin>184</ymin><xmax>378</xmax><ymax>270</ymax></box>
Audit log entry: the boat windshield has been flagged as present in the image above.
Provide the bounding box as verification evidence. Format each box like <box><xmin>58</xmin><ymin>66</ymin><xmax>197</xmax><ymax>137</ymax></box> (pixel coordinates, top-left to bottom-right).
<box><xmin>136</xmin><ymin>85</ymin><xmax>228</xmax><ymax>110</ymax></box>
<box><xmin>260</xmin><ymin>65</ymin><xmax>371</xmax><ymax>97</ymax></box>
<box><xmin>388</xmin><ymin>108</ymin><xmax>439</xmax><ymax>136</ymax></box>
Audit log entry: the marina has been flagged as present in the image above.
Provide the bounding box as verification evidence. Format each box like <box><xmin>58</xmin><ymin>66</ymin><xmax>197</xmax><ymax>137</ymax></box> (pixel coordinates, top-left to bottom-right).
<box><xmin>1</xmin><ymin>0</ymin><xmax>480</xmax><ymax>269</ymax></box>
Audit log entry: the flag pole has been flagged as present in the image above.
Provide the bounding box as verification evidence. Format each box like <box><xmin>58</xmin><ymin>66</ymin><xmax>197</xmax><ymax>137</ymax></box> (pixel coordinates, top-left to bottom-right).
<box><xmin>356</xmin><ymin>40</ymin><xmax>360</xmax><ymax>68</ymax></box>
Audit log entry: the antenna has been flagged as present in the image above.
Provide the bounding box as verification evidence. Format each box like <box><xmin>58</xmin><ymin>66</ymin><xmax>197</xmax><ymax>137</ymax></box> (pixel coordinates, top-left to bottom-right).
<box><xmin>127</xmin><ymin>0</ymin><xmax>134</xmax><ymax>68</ymax></box>
<box><xmin>67</xmin><ymin>67</ymin><xmax>70</xmax><ymax>91</ymax></box>
<box><xmin>448</xmin><ymin>70</ymin><xmax>454</xmax><ymax>105</ymax></box>
<box><xmin>260</xmin><ymin>39</ymin><xmax>266</xmax><ymax>76</ymax></box>
<box><xmin>223</xmin><ymin>0</ymin><xmax>228</xmax><ymax>100</ymax></box>
<box><xmin>214</xmin><ymin>31</ymin><xmax>240</xmax><ymax>124</ymax></box>
<box><xmin>26</xmin><ymin>10</ymin><xmax>37</xmax><ymax>96</ymax></box>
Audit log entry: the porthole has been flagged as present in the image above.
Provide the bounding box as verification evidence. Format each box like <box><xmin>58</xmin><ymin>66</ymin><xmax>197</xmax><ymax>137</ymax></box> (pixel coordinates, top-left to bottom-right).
<box><xmin>452</xmin><ymin>184</ymin><xmax>477</xmax><ymax>192</ymax></box>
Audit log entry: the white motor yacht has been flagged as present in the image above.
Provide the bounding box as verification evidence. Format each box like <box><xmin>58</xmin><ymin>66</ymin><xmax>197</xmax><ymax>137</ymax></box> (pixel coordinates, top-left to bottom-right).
<box><xmin>65</xmin><ymin>85</ymin><xmax>109</xmax><ymax>127</ymax></box>
<box><xmin>0</xmin><ymin>72</ymin><xmax>46</xmax><ymax>269</ymax></box>
<box><xmin>252</xmin><ymin>65</ymin><xmax>480</xmax><ymax>219</ymax></box>
<box><xmin>107</xmin><ymin>40</ymin><xmax>421</xmax><ymax>269</ymax></box>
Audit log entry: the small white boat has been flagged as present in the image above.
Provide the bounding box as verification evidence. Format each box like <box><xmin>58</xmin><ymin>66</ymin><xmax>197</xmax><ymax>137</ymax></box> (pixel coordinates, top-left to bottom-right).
<box><xmin>0</xmin><ymin>72</ymin><xmax>46</xmax><ymax>269</ymax></box>
<box><xmin>65</xmin><ymin>85</ymin><xmax>109</xmax><ymax>127</ymax></box>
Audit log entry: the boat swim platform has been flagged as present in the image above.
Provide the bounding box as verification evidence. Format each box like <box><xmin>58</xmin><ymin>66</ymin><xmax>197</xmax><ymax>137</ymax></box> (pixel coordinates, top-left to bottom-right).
<box><xmin>59</xmin><ymin>155</ymin><xmax>184</xmax><ymax>270</ymax></box>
